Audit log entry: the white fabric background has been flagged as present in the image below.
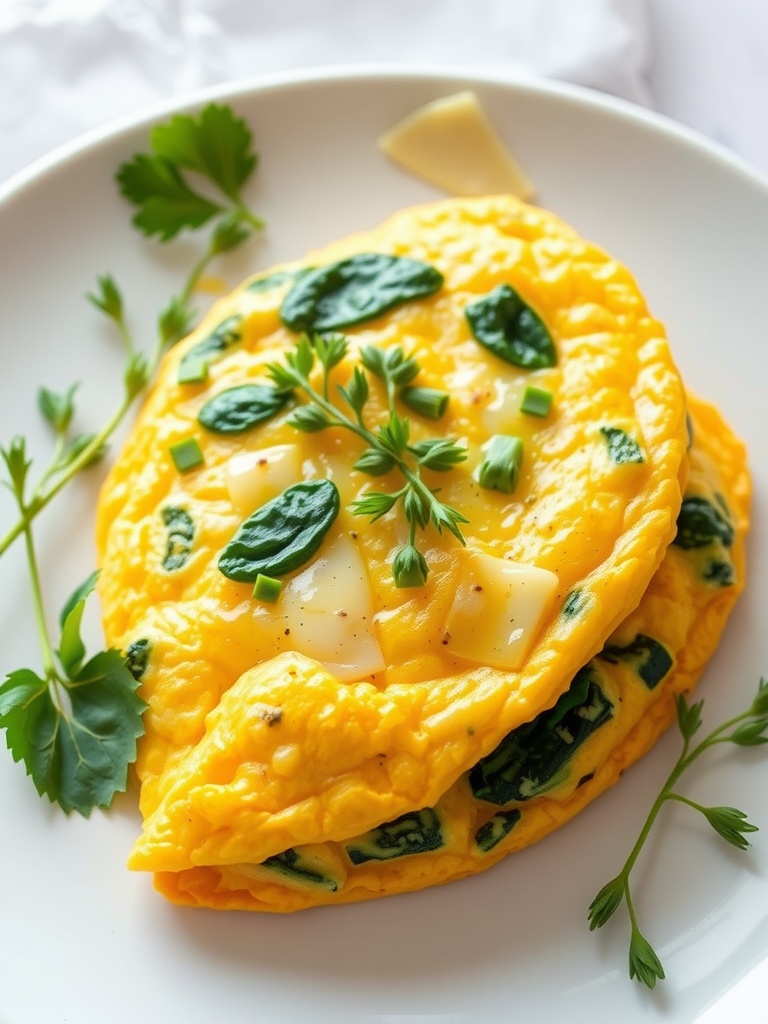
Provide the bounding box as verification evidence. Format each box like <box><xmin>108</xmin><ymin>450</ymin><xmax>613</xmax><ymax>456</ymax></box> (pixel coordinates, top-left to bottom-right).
<box><xmin>0</xmin><ymin>0</ymin><xmax>651</xmax><ymax>183</ymax></box>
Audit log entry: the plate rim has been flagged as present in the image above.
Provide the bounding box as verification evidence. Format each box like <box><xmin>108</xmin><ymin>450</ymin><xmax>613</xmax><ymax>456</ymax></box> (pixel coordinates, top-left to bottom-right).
<box><xmin>2</xmin><ymin>62</ymin><xmax>767</xmax><ymax>208</ymax></box>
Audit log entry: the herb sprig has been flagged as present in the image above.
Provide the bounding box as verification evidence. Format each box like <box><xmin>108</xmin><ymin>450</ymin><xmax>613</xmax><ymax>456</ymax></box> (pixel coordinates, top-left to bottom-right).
<box><xmin>267</xmin><ymin>334</ymin><xmax>467</xmax><ymax>587</ymax></box>
<box><xmin>0</xmin><ymin>102</ymin><xmax>263</xmax><ymax>814</ymax></box>
<box><xmin>589</xmin><ymin>681</ymin><xmax>768</xmax><ymax>988</ymax></box>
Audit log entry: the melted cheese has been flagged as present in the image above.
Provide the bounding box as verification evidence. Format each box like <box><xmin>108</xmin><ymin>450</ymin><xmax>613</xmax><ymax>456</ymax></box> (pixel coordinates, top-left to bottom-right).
<box><xmin>444</xmin><ymin>552</ymin><xmax>559</xmax><ymax>669</ymax></box>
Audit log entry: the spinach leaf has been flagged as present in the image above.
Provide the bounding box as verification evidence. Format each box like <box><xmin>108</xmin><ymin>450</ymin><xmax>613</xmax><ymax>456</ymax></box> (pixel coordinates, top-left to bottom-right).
<box><xmin>703</xmin><ymin>559</ymin><xmax>735</xmax><ymax>587</ymax></box>
<box><xmin>600</xmin><ymin>634</ymin><xmax>672</xmax><ymax>690</ymax></box>
<box><xmin>469</xmin><ymin>665</ymin><xmax>613</xmax><ymax>805</ymax></box>
<box><xmin>162</xmin><ymin>506</ymin><xmax>195</xmax><ymax>571</ymax></box>
<box><xmin>475</xmin><ymin>809</ymin><xmax>522</xmax><ymax>853</ymax></box>
<box><xmin>674</xmin><ymin>496</ymin><xmax>734</xmax><ymax>550</ymax></box>
<box><xmin>600</xmin><ymin>426</ymin><xmax>645</xmax><ymax>465</ymax></box>
<box><xmin>280</xmin><ymin>253</ymin><xmax>444</xmax><ymax>332</ymax></box>
<box><xmin>260</xmin><ymin>848</ymin><xmax>339</xmax><ymax>891</ymax></box>
<box><xmin>125</xmin><ymin>638</ymin><xmax>151</xmax><ymax>681</ymax></box>
<box><xmin>561</xmin><ymin>589</ymin><xmax>587</xmax><ymax>619</ymax></box>
<box><xmin>218</xmin><ymin>479</ymin><xmax>339</xmax><ymax>581</ymax></box>
<box><xmin>345</xmin><ymin>808</ymin><xmax>443</xmax><ymax>864</ymax></box>
<box><xmin>465</xmin><ymin>284</ymin><xmax>556</xmax><ymax>369</ymax></box>
<box><xmin>247</xmin><ymin>268</ymin><xmax>311</xmax><ymax>293</ymax></box>
<box><xmin>197</xmin><ymin>384</ymin><xmax>291</xmax><ymax>434</ymax></box>
<box><xmin>178</xmin><ymin>315</ymin><xmax>242</xmax><ymax>380</ymax></box>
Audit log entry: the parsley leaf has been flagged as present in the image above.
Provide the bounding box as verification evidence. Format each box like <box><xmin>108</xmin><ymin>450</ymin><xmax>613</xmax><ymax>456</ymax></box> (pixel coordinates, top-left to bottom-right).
<box><xmin>0</xmin><ymin>652</ymin><xmax>145</xmax><ymax>816</ymax></box>
<box><xmin>0</xmin><ymin>573</ymin><xmax>146</xmax><ymax>816</ymax></box>
<box><xmin>116</xmin><ymin>154</ymin><xmax>222</xmax><ymax>241</ymax></box>
<box><xmin>117</xmin><ymin>103</ymin><xmax>264</xmax><ymax>242</ymax></box>
<box><xmin>150</xmin><ymin>103</ymin><xmax>257</xmax><ymax>201</ymax></box>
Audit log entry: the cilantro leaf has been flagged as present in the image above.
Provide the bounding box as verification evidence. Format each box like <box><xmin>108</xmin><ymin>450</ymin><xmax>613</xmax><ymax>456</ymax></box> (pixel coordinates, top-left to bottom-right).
<box><xmin>149</xmin><ymin>103</ymin><xmax>257</xmax><ymax>202</ymax></box>
<box><xmin>116</xmin><ymin>153</ymin><xmax>222</xmax><ymax>241</ymax></box>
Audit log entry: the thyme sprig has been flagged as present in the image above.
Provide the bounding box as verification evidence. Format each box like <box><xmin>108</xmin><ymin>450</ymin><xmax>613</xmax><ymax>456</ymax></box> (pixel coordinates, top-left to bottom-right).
<box><xmin>589</xmin><ymin>680</ymin><xmax>768</xmax><ymax>988</ymax></box>
<box><xmin>267</xmin><ymin>333</ymin><xmax>468</xmax><ymax>587</ymax></box>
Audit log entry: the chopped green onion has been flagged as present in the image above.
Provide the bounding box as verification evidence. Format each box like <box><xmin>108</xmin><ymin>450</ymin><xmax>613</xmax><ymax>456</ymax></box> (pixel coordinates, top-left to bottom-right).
<box><xmin>177</xmin><ymin>357</ymin><xmax>209</xmax><ymax>385</ymax></box>
<box><xmin>475</xmin><ymin>435</ymin><xmax>523</xmax><ymax>494</ymax></box>
<box><xmin>169</xmin><ymin>437</ymin><xmax>204</xmax><ymax>473</ymax></box>
<box><xmin>520</xmin><ymin>385</ymin><xmax>553</xmax><ymax>418</ymax></box>
<box><xmin>392</xmin><ymin>543</ymin><xmax>429</xmax><ymax>588</ymax></box>
<box><xmin>253</xmin><ymin>573</ymin><xmax>283</xmax><ymax>603</ymax></box>
<box><xmin>400</xmin><ymin>385</ymin><xmax>449</xmax><ymax>420</ymax></box>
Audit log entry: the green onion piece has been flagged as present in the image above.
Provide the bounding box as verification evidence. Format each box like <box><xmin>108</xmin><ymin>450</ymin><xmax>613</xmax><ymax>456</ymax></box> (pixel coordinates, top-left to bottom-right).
<box><xmin>177</xmin><ymin>357</ymin><xmax>210</xmax><ymax>385</ymax></box>
<box><xmin>169</xmin><ymin>437</ymin><xmax>204</xmax><ymax>473</ymax></box>
<box><xmin>392</xmin><ymin>544</ymin><xmax>428</xmax><ymax>588</ymax></box>
<box><xmin>253</xmin><ymin>573</ymin><xmax>283</xmax><ymax>603</ymax></box>
<box><xmin>400</xmin><ymin>385</ymin><xmax>449</xmax><ymax>420</ymax></box>
<box><xmin>520</xmin><ymin>385</ymin><xmax>553</xmax><ymax>418</ymax></box>
<box><xmin>475</xmin><ymin>435</ymin><xmax>523</xmax><ymax>494</ymax></box>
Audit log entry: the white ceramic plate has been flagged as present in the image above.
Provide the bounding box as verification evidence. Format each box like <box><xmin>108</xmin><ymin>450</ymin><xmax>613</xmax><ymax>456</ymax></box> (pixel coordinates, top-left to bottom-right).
<box><xmin>1</xmin><ymin>68</ymin><xmax>767</xmax><ymax>1024</ymax></box>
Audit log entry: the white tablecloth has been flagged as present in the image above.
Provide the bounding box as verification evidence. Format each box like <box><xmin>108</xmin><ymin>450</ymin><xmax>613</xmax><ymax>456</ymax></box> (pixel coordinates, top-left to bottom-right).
<box><xmin>0</xmin><ymin>0</ymin><xmax>651</xmax><ymax>184</ymax></box>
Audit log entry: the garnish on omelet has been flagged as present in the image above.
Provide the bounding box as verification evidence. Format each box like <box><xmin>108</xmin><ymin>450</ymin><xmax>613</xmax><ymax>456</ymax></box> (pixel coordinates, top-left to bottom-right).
<box><xmin>94</xmin><ymin>195</ymin><xmax>748</xmax><ymax>912</ymax></box>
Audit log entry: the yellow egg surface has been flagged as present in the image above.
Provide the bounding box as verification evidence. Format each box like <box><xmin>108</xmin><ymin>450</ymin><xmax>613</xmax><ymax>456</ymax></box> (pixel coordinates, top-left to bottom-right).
<box><xmin>95</xmin><ymin>196</ymin><xmax>690</xmax><ymax>898</ymax></box>
<box><xmin>146</xmin><ymin>393</ymin><xmax>749</xmax><ymax>910</ymax></box>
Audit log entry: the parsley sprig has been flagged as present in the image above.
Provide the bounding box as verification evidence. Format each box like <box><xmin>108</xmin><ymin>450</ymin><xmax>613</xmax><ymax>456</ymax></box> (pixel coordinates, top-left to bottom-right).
<box><xmin>0</xmin><ymin>442</ymin><xmax>145</xmax><ymax>814</ymax></box>
<box><xmin>589</xmin><ymin>681</ymin><xmax>768</xmax><ymax>988</ymax></box>
<box><xmin>0</xmin><ymin>102</ymin><xmax>263</xmax><ymax>814</ymax></box>
<box><xmin>267</xmin><ymin>334</ymin><xmax>468</xmax><ymax>587</ymax></box>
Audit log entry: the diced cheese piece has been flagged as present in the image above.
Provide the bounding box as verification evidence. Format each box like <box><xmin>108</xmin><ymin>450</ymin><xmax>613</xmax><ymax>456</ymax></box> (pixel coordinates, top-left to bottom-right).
<box><xmin>444</xmin><ymin>551</ymin><xmax>558</xmax><ymax>670</ymax></box>
<box><xmin>225</xmin><ymin>444</ymin><xmax>301</xmax><ymax>514</ymax></box>
<box><xmin>280</xmin><ymin>535</ymin><xmax>386</xmax><ymax>681</ymax></box>
<box><xmin>378</xmin><ymin>90</ymin><xmax>535</xmax><ymax>200</ymax></box>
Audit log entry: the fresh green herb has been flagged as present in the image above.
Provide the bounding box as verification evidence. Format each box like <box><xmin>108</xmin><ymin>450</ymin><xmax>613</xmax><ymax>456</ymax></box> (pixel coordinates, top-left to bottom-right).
<box><xmin>280</xmin><ymin>253</ymin><xmax>444</xmax><ymax>332</ymax></box>
<box><xmin>253</xmin><ymin>573</ymin><xmax>283</xmax><ymax>604</ymax></box>
<box><xmin>465</xmin><ymin>283</ymin><xmax>556</xmax><ymax>369</ymax></box>
<box><xmin>218</xmin><ymin>479</ymin><xmax>340</xmax><ymax>582</ymax></box>
<box><xmin>400</xmin><ymin>385</ymin><xmax>449</xmax><ymax>420</ymax></box>
<box><xmin>168</xmin><ymin>437</ymin><xmax>204</xmax><ymax>473</ymax></box>
<box><xmin>0</xmin><ymin>102</ymin><xmax>263</xmax><ymax>815</ymax></box>
<box><xmin>266</xmin><ymin>334</ymin><xmax>467</xmax><ymax>587</ymax></box>
<box><xmin>520</xmin><ymin>384</ymin><xmax>553</xmax><ymax>418</ymax></box>
<box><xmin>0</xmin><ymin>544</ymin><xmax>145</xmax><ymax>815</ymax></box>
<box><xmin>117</xmin><ymin>103</ymin><xmax>264</xmax><ymax>242</ymax></box>
<box><xmin>475</xmin><ymin>434</ymin><xmax>524</xmax><ymax>494</ymax></box>
<box><xmin>197</xmin><ymin>383</ymin><xmax>291</xmax><ymax>434</ymax></box>
<box><xmin>600</xmin><ymin>426</ymin><xmax>645</xmax><ymax>465</ymax></box>
<box><xmin>589</xmin><ymin>680</ymin><xmax>768</xmax><ymax>988</ymax></box>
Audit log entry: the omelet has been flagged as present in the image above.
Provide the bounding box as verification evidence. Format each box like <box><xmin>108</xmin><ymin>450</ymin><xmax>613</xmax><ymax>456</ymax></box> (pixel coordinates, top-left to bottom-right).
<box><xmin>143</xmin><ymin>393</ymin><xmax>748</xmax><ymax>909</ymax></box>
<box><xmin>96</xmin><ymin>195</ymin><xmax>707</xmax><ymax>909</ymax></box>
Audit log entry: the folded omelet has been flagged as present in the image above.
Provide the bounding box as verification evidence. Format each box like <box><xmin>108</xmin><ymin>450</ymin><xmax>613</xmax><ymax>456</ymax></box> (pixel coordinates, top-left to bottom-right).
<box><xmin>96</xmin><ymin>195</ymin><xmax>747</xmax><ymax>911</ymax></box>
